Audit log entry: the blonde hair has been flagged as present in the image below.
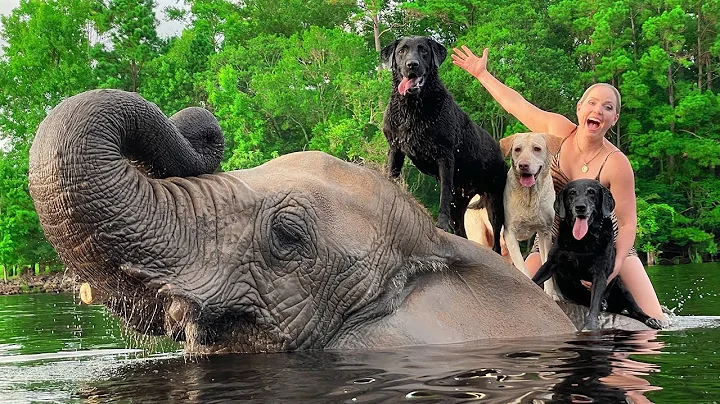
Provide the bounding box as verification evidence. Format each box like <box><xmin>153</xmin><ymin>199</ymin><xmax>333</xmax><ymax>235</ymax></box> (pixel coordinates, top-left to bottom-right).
<box><xmin>578</xmin><ymin>83</ymin><xmax>622</xmax><ymax>114</ymax></box>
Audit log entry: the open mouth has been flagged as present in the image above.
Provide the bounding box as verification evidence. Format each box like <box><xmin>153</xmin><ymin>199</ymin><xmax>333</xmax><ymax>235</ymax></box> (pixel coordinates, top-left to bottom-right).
<box><xmin>398</xmin><ymin>75</ymin><xmax>425</xmax><ymax>96</ymax></box>
<box><xmin>572</xmin><ymin>213</ymin><xmax>589</xmax><ymax>240</ymax></box>
<box><xmin>586</xmin><ymin>118</ymin><xmax>601</xmax><ymax>131</ymax></box>
<box><xmin>519</xmin><ymin>167</ymin><xmax>541</xmax><ymax>187</ymax></box>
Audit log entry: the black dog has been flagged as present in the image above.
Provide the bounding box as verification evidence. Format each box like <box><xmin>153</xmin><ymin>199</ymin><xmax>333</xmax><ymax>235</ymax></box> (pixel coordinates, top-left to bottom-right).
<box><xmin>532</xmin><ymin>179</ymin><xmax>662</xmax><ymax>330</ymax></box>
<box><xmin>381</xmin><ymin>36</ymin><xmax>507</xmax><ymax>252</ymax></box>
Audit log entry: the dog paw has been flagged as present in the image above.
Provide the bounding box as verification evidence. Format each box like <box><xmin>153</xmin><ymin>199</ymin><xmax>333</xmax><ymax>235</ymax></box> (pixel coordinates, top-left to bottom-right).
<box><xmin>645</xmin><ymin>318</ymin><xmax>664</xmax><ymax>330</ymax></box>
<box><xmin>581</xmin><ymin>322</ymin><xmax>599</xmax><ymax>332</ymax></box>
<box><xmin>550</xmin><ymin>293</ymin><xmax>564</xmax><ymax>302</ymax></box>
<box><xmin>435</xmin><ymin>219</ymin><xmax>451</xmax><ymax>233</ymax></box>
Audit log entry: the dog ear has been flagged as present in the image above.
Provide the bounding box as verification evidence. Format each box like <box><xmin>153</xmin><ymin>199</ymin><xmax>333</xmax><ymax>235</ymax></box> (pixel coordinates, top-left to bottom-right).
<box><xmin>429</xmin><ymin>39</ymin><xmax>447</xmax><ymax>68</ymax></box>
<box><xmin>381</xmin><ymin>40</ymin><xmax>399</xmax><ymax>69</ymax></box>
<box><xmin>555</xmin><ymin>189</ymin><xmax>566</xmax><ymax>219</ymax></box>
<box><xmin>543</xmin><ymin>133</ymin><xmax>563</xmax><ymax>157</ymax></box>
<box><xmin>600</xmin><ymin>185</ymin><xmax>615</xmax><ymax>217</ymax></box>
<box><xmin>499</xmin><ymin>134</ymin><xmax>516</xmax><ymax>158</ymax></box>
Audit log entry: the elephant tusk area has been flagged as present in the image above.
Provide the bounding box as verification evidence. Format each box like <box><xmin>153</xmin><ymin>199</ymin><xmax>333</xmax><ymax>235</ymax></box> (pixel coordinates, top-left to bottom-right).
<box><xmin>79</xmin><ymin>283</ymin><xmax>93</xmax><ymax>304</ymax></box>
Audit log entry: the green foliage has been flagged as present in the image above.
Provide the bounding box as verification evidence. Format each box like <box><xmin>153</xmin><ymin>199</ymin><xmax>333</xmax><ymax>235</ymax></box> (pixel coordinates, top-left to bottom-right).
<box><xmin>0</xmin><ymin>0</ymin><xmax>100</xmax><ymax>271</ymax></box>
<box><xmin>1</xmin><ymin>0</ymin><xmax>719</xmax><ymax>265</ymax></box>
<box><xmin>205</xmin><ymin>27</ymin><xmax>384</xmax><ymax>169</ymax></box>
<box><xmin>94</xmin><ymin>0</ymin><xmax>163</xmax><ymax>91</ymax></box>
<box><xmin>442</xmin><ymin>0</ymin><xmax>581</xmax><ymax>139</ymax></box>
<box><xmin>140</xmin><ymin>30</ymin><xmax>211</xmax><ymax>114</ymax></box>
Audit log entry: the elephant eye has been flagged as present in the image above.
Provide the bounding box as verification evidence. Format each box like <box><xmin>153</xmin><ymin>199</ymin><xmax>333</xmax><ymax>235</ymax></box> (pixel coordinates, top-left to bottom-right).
<box><xmin>270</xmin><ymin>211</ymin><xmax>316</xmax><ymax>260</ymax></box>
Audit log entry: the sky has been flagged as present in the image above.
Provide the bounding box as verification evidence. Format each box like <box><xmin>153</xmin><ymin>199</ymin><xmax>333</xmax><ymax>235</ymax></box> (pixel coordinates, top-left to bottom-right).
<box><xmin>0</xmin><ymin>0</ymin><xmax>187</xmax><ymax>38</ymax></box>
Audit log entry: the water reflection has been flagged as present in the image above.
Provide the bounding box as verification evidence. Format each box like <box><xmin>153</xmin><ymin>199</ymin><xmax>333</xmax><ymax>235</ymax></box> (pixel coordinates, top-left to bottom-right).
<box><xmin>549</xmin><ymin>330</ymin><xmax>663</xmax><ymax>403</ymax></box>
<box><xmin>1</xmin><ymin>263</ymin><xmax>718</xmax><ymax>402</ymax></box>
<box><xmin>69</xmin><ymin>331</ymin><xmax>664</xmax><ymax>403</ymax></box>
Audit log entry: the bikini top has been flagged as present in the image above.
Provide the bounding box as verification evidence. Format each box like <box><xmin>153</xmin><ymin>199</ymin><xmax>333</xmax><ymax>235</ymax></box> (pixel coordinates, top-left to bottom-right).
<box><xmin>550</xmin><ymin>128</ymin><xmax>620</xmax><ymax>195</ymax></box>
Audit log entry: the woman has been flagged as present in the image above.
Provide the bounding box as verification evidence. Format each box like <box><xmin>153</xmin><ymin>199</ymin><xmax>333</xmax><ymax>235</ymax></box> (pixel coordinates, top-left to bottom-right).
<box><xmin>451</xmin><ymin>45</ymin><xmax>665</xmax><ymax>321</ymax></box>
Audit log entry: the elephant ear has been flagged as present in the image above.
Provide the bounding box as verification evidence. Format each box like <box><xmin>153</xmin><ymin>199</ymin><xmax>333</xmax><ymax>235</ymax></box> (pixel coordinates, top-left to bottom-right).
<box><xmin>601</xmin><ymin>185</ymin><xmax>615</xmax><ymax>218</ymax></box>
<box><xmin>381</xmin><ymin>39</ymin><xmax>399</xmax><ymax>70</ymax></box>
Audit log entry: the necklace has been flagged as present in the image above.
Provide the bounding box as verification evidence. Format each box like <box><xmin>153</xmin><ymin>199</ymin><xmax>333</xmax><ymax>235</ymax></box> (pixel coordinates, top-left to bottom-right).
<box><xmin>575</xmin><ymin>135</ymin><xmax>605</xmax><ymax>173</ymax></box>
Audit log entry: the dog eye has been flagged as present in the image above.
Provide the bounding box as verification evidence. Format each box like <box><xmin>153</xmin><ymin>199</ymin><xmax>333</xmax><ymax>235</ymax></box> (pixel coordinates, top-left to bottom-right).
<box><xmin>533</xmin><ymin>146</ymin><xmax>542</xmax><ymax>152</ymax></box>
<box><xmin>587</xmin><ymin>188</ymin><xmax>596</xmax><ymax>196</ymax></box>
<box><xmin>514</xmin><ymin>147</ymin><xmax>521</xmax><ymax>153</ymax></box>
<box><xmin>419</xmin><ymin>47</ymin><xmax>428</xmax><ymax>55</ymax></box>
<box><xmin>568</xmin><ymin>189</ymin><xmax>577</xmax><ymax>197</ymax></box>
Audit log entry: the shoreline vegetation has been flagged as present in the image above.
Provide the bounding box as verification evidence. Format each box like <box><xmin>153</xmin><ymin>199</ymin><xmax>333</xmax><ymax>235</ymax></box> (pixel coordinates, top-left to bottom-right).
<box><xmin>0</xmin><ymin>1</ymin><xmax>718</xmax><ymax>271</ymax></box>
<box><xmin>0</xmin><ymin>270</ymin><xmax>77</xmax><ymax>295</ymax></box>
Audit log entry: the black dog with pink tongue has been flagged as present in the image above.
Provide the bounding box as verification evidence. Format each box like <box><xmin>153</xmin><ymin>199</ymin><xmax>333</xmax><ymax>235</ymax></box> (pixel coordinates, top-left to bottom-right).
<box><xmin>532</xmin><ymin>179</ymin><xmax>662</xmax><ymax>330</ymax></box>
<box><xmin>380</xmin><ymin>36</ymin><xmax>507</xmax><ymax>250</ymax></box>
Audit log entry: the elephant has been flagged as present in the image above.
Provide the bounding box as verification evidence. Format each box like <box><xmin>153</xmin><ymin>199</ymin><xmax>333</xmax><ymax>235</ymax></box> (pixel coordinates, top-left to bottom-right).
<box><xmin>30</xmin><ymin>89</ymin><xmax>648</xmax><ymax>354</ymax></box>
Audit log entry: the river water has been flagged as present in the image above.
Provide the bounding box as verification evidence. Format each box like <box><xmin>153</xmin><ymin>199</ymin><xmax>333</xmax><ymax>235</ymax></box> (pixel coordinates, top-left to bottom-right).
<box><xmin>0</xmin><ymin>263</ymin><xmax>718</xmax><ymax>403</ymax></box>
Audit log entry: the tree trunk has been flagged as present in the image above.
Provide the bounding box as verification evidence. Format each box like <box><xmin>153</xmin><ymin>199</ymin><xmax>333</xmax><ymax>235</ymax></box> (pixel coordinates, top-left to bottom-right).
<box><xmin>131</xmin><ymin>60</ymin><xmax>138</xmax><ymax>92</ymax></box>
<box><xmin>630</xmin><ymin>11</ymin><xmax>638</xmax><ymax>64</ymax></box>
<box><xmin>372</xmin><ymin>13</ymin><xmax>381</xmax><ymax>53</ymax></box>
<box><xmin>697</xmin><ymin>7</ymin><xmax>702</xmax><ymax>90</ymax></box>
<box><xmin>666</xmin><ymin>52</ymin><xmax>675</xmax><ymax>133</ymax></box>
<box><xmin>708</xmin><ymin>58</ymin><xmax>713</xmax><ymax>91</ymax></box>
<box><xmin>647</xmin><ymin>250</ymin><xmax>656</xmax><ymax>266</ymax></box>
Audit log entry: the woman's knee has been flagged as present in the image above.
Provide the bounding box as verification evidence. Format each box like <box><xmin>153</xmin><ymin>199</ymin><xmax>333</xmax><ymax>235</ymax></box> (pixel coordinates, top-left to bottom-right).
<box><xmin>619</xmin><ymin>256</ymin><xmax>664</xmax><ymax>319</ymax></box>
<box><xmin>525</xmin><ymin>252</ymin><xmax>542</xmax><ymax>278</ymax></box>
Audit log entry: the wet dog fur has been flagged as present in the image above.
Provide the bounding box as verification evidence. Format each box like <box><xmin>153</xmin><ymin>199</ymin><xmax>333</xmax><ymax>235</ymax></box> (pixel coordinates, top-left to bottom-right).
<box><xmin>532</xmin><ymin>179</ymin><xmax>663</xmax><ymax>330</ymax></box>
<box><xmin>381</xmin><ymin>36</ymin><xmax>507</xmax><ymax>252</ymax></box>
<box><xmin>499</xmin><ymin>132</ymin><xmax>561</xmax><ymax>281</ymax></box>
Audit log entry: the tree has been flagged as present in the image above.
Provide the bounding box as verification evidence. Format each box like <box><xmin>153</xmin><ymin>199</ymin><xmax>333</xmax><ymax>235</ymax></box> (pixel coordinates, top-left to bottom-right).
<box><xmin>94</xmin><ymin>0</ymin><xmax>163</xmax><ymax>91</ymax></box>
<box><xmin>205</xmin><ymin>27</ymin><xmax>385</xmax><ymax>169</ymax></box>
<box><xmin>444</xmin><ymin>0</ymin><xmax>580</xmax><ymax>139</ymax></box>
<box><xmin>0</xmin><ymin>0</ymin><xmax>100</xmax><ymax>272</ymax></box>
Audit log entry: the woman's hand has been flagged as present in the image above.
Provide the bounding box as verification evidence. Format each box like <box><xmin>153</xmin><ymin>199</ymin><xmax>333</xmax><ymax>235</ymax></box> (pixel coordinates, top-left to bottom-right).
<box><xmin>607</xmin><ymin>257</ymin><xmax>624</xmax><ymax>285</ymax></box>
<box><xmin>580</xmin><ymin>259</ymin><xmax>624</xmax><ymax>290</ymax></box>
<box><xmin>451</xmin><ymin>46</ymin><xmax>489</xmax><ymax>79</ymax></box>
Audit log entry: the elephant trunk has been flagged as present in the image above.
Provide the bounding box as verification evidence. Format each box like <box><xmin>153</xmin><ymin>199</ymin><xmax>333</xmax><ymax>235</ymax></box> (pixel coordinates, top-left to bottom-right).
<box><xmin>28</xmin><ymin>89</ymin><xmax>225</xmax><ymax>334</ymax></box>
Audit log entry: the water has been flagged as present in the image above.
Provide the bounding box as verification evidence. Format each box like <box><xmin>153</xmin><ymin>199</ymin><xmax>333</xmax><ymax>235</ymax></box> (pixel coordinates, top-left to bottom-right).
<box><xmin>0</xmin><ymin>263</ymin><xmax>718</xmax><ymax>403</ymax></box>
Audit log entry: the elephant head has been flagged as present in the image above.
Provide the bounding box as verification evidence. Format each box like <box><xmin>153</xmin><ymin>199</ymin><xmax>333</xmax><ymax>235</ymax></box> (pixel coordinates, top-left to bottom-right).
<box><xmin>29</xmin><ymin>89</ymin><xmax>578</xmax><ymax>354</ymax></box>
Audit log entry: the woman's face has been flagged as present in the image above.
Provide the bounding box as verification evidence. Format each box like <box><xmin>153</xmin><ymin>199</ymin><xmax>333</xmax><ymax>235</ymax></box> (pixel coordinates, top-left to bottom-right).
<box><xmin>576</xmin><ymin>85</ymin><xmax>620</xmax><ymax>136</ymax></box>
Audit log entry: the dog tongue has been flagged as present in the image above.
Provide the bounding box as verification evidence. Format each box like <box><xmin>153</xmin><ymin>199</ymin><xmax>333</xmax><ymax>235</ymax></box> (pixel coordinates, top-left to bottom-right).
<box><xmin>520</xmin><ymin>174</ymin><xmax>535</xmax><ymax>187</ymax></box>
<box><xmin>573</xmin><ymin>217</ymin><xmax>589</xmax><ymax>240</ymax></box>
<box><xmin>398</xmin><ymin>77</ymin><xmax>418</xmax><ymax>96</ymax></box>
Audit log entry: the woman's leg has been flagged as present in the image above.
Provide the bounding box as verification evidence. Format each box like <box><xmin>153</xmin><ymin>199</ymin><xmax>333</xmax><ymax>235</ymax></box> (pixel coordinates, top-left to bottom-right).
<box><xmin>525</xmin><ymin>252</ymin><xmax>542</xmax><ymax>278</ymax></box>
<box><xmin>618</xmin><ymin>256</ymin><xmax>665</xmax><ymax>320</ymax></box>
<box><xmin>527</xmin><ymin>252</ymin><xmax>665</xmax><ymax>321</ymax></box>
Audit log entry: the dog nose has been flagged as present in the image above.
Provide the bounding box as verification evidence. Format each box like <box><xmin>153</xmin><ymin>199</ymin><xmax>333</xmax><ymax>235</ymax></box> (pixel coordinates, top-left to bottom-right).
<box><xmin>575</xmin><ymin>205</ymin><xmax>587</xmax><ymax>214</ymax></box>
<box><xmin>518</xmin><ymin>162</ymin><xmax>529</xmax><ymax>172</ymax></box>
<box><xmin>406</xmin><ymin>60</ymin><xmax>419</xmax><ymax>69</ymax></box>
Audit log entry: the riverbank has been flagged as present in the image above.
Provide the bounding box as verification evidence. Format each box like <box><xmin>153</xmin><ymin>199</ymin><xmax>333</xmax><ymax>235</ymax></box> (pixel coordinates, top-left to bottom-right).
<box><xmin>0</xmin><ymin>270</ymin><xmax>77</xmax><ymax>295</ymax></box>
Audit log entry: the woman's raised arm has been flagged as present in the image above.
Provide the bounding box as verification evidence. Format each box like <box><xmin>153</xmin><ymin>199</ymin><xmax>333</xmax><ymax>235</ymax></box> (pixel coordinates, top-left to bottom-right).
<box><xmin>451</xmin><ymin>46</ymin><xmax>575</xmax><ymax>137</ymax></box>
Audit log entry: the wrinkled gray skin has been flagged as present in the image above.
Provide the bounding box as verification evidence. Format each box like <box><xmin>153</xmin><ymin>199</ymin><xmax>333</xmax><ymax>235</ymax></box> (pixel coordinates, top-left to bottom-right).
<box><xmin>29</xmin><ymin>89</ymin><xmax>637</xmax><ymax>354</ymax></box>
<box><xmin>556</xmin><ymin>301</ymin><xmax>656</xmax><ymax>331</ymax></box>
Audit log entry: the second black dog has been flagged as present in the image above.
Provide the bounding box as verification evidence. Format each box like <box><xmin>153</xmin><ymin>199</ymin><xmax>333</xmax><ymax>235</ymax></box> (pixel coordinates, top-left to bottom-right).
<box><xmin>381</xmin><ymin>36</ymin><xmax>507</xmax><ymax>251</ymax></box>
<box><xmin>532</xmin><ymin>179</ymin><xmax>662</xmax><ymax>330</ymax></box>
